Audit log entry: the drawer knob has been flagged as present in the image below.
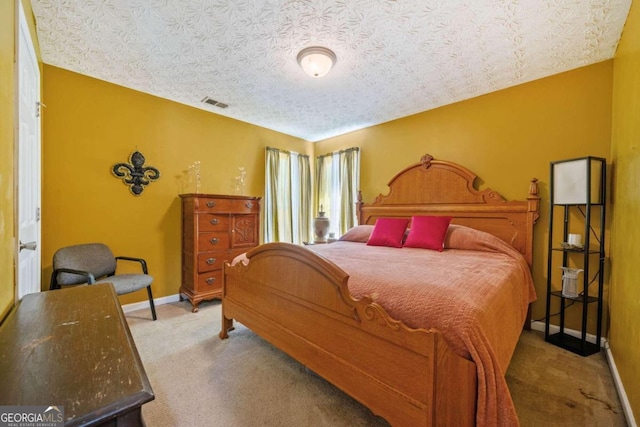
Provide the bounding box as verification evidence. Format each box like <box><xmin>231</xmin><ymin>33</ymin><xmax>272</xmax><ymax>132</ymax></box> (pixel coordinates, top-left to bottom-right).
<box><xmin>206</xmin><ymin>201</ymin><xmax>216</xmax><ymax>208</ymax></box>
<box><xmin>245</xmin><ymin>202</ymin><xmax>253</xmax><ymax>209</ymax></box>
<box><xmin>209</xmin><ymin>237</ymin><xmax>219</xmax><ymax>245</ymax></box>
<box><xmin>210</xmin><ymin>218</ymin><xmax>219</xmax><ymax>225</ymax></box>
<box><xmin>206</xmin><ymin>257</ymin><xmax>216</xmax><ymax>265</ymax></box>
<box><xmin>206</xmin><ymin>277</ymin><xmax>216</xmax><ymax>285</ymax></box>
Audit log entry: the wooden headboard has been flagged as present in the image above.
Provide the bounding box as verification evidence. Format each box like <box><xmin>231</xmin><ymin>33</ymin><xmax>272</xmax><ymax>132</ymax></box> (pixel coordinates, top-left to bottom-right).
<box><xmin>357</xmin><ymin>154</ymin><xmax>540</xmax><ymax>267</ymax></box>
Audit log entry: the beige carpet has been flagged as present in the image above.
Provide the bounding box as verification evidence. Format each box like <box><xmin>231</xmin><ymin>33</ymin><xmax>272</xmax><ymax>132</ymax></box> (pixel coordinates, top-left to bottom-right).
<box><xmin>507</xmin><ymin>328</ymin><xmax>626</xmax><ymax>426</ymax></box>
<box><xmin>126</xmin><ymin>300</ymin><xmax>626</xmax><ymax>426</ymax></box>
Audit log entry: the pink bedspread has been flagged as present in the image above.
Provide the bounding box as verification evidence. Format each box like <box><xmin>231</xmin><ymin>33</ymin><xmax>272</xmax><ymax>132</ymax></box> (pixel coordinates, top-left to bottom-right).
<box><xmin>308</xmin><ymin>225</ymin><xmax>536</xmax><ymax>427</ymax></box>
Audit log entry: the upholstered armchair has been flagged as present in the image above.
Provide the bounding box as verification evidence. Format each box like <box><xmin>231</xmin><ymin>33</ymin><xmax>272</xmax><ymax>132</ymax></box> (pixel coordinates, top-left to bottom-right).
<box><xmin>49</xmin><ymin>243</ymin><xmax>157</xmax><ymax>320</ymax></box>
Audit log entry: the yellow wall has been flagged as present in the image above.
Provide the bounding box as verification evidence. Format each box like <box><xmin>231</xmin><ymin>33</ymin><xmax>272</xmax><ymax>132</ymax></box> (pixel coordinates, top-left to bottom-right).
<box><xmin>610</xmin><ymin>0</ymin><xmax>640</xmax><ymax>420</ymax></box>
<box><xmin>316</xmin><ymin>62</ymin><xmax>614</xmax><ymax>330</ymax></box>
<box><xmin>0</xmin><ymin>0</ymin><xmax>16</xmax><ymax>321</ymax></box>
<box><xmin>41</xmin><ymin>65</ymin><xmax>311</xmax><ymax>305</ymax></box>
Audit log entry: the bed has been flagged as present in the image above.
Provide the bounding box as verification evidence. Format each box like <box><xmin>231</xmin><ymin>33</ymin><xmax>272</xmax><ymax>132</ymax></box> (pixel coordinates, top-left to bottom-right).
<box><xmin>219</xmin><ymin>154</ymin><xmax>540</xmax><ymax>426</ymax></box>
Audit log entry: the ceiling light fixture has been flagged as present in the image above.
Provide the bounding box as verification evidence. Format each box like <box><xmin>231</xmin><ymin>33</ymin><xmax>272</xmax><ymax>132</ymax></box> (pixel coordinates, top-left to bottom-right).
<box><xmin>297</xmin><ymin>46</ymin><xmax>337</xmax><ymax>78</ymax></box>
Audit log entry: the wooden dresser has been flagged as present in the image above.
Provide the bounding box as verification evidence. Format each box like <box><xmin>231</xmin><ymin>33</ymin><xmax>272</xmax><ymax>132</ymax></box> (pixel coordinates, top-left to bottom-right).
<box><xmin>180</xmin><ymin>194</ymin><xmax>261</xmax><ymax>312</ymax></box>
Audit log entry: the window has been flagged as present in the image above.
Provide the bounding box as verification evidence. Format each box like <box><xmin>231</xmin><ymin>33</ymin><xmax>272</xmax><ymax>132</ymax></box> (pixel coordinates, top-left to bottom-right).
<box><xmin>264</xmin><ymin>147</ymin><xmax>312</xmax><ymax>244</ymax></box>
<box><xmin>315</xmin><ymin>147</ymin><xmax>360</xmax><ymax>237</ymax></box>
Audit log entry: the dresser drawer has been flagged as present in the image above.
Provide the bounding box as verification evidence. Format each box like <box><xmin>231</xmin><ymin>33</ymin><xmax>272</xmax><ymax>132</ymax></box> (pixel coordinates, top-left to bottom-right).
<box><xmin>198</xmin><ymin>232</ymin><xmax>230</xmax><ymax>250</ymax></box>
<box><xmin>198</xmin><ymin>214</ymin><xmax>229</xmax><ymax>232</ymax></box>
<box><xmin>194</xmin><ymin>197</ymin><xmax>259</xmax><ymax>214</ymax></box>
<box><xmin>197</xmin><ymin>249</ymin><xmax>246</xmax><ymax>273</ymax></box>
<box><xmin>197</xmin><ymin>252</ymin><xmax>225</xmax><ymax>272</ymax></box>
<box><xmin>196</xmin><ymin>271</ymin><xmax>222</xmax><ymax>293</ymax></box>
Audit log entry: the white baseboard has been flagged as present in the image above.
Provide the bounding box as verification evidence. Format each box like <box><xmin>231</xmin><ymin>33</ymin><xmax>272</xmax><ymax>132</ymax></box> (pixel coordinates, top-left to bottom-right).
<box><xmin>121</xmin><ymin>293</ymin><xmax>181</xmax><ymax>314</ymax></box>
<box><xmin>603</xmin><ymin>340</ymin><xmax>638</xmax><ymax>427</ymax></box>
<box><xmin>530</xmin><ymin>321</ymin><xmax>637</xmax><ymax>426</ymax></box>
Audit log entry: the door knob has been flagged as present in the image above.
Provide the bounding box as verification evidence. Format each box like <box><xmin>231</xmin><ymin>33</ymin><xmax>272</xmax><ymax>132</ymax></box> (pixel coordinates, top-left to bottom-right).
<box><xmin>19</xmin><ymin>241</ymin><xmax>37</xmax><ymax>251</ymax></box>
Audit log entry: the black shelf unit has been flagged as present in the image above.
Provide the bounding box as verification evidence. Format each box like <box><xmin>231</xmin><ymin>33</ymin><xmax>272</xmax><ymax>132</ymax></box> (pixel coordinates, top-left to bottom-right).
<box><xmin>544</xmin><ymin>157</ymin><xmax>606</xmax><ymax>357</ymax></box>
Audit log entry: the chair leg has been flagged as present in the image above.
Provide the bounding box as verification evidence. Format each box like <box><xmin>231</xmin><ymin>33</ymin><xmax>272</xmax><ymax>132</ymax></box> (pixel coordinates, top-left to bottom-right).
<box><xmin>49</xmin><ymin>273</ymin><xmax>60</xmax><ymax>290</ymax></box>
<box><xmin>146</xmin><ymin>285</ymin><xmax>157</xmax><ymax>321</ymax></box>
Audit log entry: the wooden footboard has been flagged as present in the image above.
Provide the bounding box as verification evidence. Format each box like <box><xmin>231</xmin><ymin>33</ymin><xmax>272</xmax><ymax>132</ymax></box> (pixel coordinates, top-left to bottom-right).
<box><xmin>220</xmin><ymin>243</ymin><xmax>477</xmax><ymax>426</ymax></box>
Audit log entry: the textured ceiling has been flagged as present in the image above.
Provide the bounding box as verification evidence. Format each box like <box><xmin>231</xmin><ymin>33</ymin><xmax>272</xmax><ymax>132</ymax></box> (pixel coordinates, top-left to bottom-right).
<box><xmin>31</xmin><ymin>0</ymin><xmax>631</xmax><ymax>142</ymax></box>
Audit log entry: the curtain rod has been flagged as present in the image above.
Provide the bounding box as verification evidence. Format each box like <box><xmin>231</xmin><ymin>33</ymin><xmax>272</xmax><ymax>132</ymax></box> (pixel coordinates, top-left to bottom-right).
<box><xmin>316</xmin><ymin>146</ymin><xmax>359</xmax><ymax>159</ymax></box>
<box><xmin>266</xmin><ymin>146</ymin><xmax>309</xmax><ymax>158</ymax></box>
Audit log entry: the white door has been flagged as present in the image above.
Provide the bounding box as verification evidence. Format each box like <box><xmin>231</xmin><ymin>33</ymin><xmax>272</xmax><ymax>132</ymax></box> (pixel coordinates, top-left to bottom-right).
<box><xmin>17</xmin><ymin>1</ymin><xmax>42</xmax><ymax>299</ymax></box>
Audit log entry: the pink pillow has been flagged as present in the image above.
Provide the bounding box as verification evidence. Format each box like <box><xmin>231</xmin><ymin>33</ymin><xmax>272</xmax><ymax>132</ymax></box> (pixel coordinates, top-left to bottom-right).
<box><xmin>404</xmin><ymin>216</ymin><xmax>452</xmax><ymax>251</ymax></box>
<box><xmin>367</xmin><ymin>218</ymin><xmax>410</xmax><ymax>248</ymax></box>
<box><xmin>339</xmin><ymin>225</ymin><xmax>374</xmax><ymax>243</ymax></box>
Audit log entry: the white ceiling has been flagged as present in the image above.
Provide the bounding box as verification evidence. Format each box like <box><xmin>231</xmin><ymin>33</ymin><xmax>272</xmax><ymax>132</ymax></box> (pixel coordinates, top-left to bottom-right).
<box><xmin>31</xmin><ymin>0</ymin><xmax>631</xmax><ymax>142</ymax></box>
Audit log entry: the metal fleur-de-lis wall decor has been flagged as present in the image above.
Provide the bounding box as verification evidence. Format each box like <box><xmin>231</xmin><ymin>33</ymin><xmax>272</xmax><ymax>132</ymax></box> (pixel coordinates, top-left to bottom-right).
<box><xmin>112</xmin><ymin>151</ymin><xmax>160</xmax><ymax>196</ymax></box>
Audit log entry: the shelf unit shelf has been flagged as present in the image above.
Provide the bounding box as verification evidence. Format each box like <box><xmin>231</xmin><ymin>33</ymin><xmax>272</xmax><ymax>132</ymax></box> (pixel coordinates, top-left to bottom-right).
<box><xmin>549</xmin><ymin>291</ymin><xmax>598</xmax><ymax>304</ymax></box>
<box><xmin>551</xmin><ymin>247</ymin><xmax>601</xmax><ymax>255</ymax></box>
<box><xmin>544</xmin><ymin>157</ymin><xmax>606</xmax><ymax>357</ymax></box>
<box><xmin>546</xmin><ymin>332</ymin><xmax>600</xmax><ymax>356</ymax></box>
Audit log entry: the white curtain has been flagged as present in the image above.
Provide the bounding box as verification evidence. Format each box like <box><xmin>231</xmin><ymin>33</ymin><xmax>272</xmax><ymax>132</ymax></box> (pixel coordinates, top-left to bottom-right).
<box><xmin>315</xmin><ymin>147</ymin><xmax>360</xmax><ymax>237</ymax></box>
<box><xmin>264</xmin><ymin>147</ymin><xmax>312</xmax><ymax>244</ymax></box>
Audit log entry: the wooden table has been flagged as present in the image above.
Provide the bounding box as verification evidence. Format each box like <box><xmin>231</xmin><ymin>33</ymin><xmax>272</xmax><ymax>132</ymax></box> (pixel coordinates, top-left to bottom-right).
<box><xmin>0</xmin><ymin>284</ymin><xmax>154</xmax><ymax>426</ymax></box>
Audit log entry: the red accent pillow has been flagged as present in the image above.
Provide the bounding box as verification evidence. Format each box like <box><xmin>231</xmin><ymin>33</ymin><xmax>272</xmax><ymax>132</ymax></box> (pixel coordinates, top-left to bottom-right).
<box><xmin>403</xmin><ymin>216</ymin><xmax>452</xmax><ymax>251</ymax></box>
<box><xmin>367</xmin><ymin>218</ymin><xmax>410</xmax><ymax>248</ymax></box>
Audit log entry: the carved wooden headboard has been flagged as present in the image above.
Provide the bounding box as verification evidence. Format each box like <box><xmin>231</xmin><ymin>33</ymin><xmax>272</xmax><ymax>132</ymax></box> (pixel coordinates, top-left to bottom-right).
<box><xmin>357</xmin><ymin>154</ymin><xmax>540</xmax><ymax>267</ymax></box>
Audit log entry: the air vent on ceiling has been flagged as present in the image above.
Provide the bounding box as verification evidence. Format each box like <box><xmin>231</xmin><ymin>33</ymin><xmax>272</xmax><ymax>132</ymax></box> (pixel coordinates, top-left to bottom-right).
<box><xmin>201</xmin><ymin>97</ymin><xmax>228</xmax><ymax>109</ymax></box>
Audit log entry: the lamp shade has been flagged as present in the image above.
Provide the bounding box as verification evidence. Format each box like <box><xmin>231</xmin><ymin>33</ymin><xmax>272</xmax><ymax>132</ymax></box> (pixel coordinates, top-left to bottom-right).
<box><xmin>297</xmin><ymin>47</ymin><xmax>336</xmax><ymax>78</ymax></box>
<box><xmin>551</xmin><ymin>157</ymin><xmax>605</xmax><ymax>205</ymax></box>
